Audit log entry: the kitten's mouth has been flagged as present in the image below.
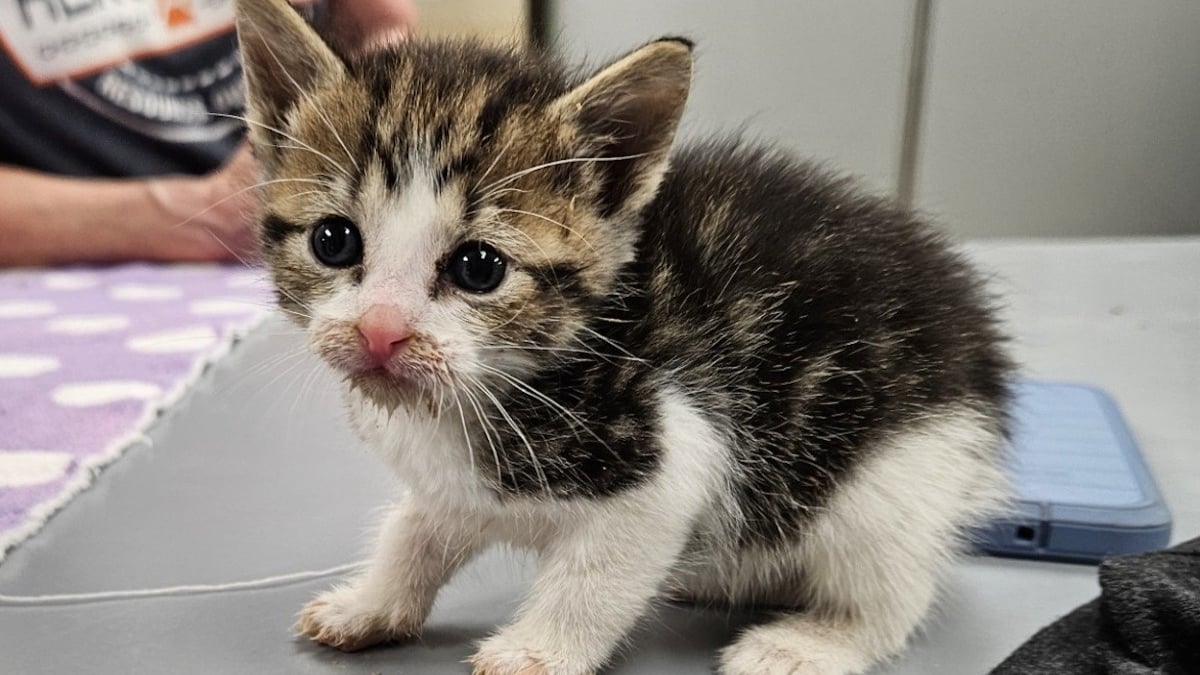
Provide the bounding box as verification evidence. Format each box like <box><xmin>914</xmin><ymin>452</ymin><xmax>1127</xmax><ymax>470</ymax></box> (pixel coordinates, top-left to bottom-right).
<box><xmin>349</xmin><ymin>363</ymin><xmax>419</xmax><ymax>387</ymax></box>
<box><xmin>343</xmin><ymin>360</ymin><xmax>449</xmax><ymax>403</ymax></box>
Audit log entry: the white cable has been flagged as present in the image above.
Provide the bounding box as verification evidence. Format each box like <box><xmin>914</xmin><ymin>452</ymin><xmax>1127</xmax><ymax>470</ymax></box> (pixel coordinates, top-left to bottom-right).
<box><xmin>0</xmin><ymin>562</ymin><xmax>361</xmax><ymax>606</ymax></box>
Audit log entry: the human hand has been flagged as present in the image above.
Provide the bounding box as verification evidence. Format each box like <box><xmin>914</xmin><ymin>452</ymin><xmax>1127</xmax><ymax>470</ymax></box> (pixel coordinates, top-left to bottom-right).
<box><xmin>325</xmin><ymin>0</ymin><xmax>418</xmax><ymax>54</ymax></box>
<box><xmin>146</xmin><ymin>143</ymin><xmax>262</xmax><ymax>263</ymax></box>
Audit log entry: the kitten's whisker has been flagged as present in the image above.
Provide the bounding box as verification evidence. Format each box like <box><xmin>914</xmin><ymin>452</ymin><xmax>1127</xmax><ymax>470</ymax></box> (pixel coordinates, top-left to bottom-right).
<box><xmin>468</xmin><ymin>385</ymin><xmax>506</xmax><ymax>473</ymax></box>
<box><xmin>273</xmin><ymin>298</ymin><xmax>316</xmax><ymax>320</ymax></box>
<box><xmin>262</xmin><ymin>144</ymin><xmax>356</xmax><ymax>183</ymax></box>
<box><xmin>255</xmin><ymin>347</ymin><xmax>319</xmax><ymax>395</ymax></box>
<box><xmin>477</xmin><ymin>153</ymin><xmax>648</xmax><ymax>197</ymax></box>
<box><xmin>477</xmin><ymin>343</ymin><xmax>641</xmax><ymax>364</ymax></box>
<box><xmin>592</xmin><ymin>316</ymin><xmax>636</xmax><ymax>324</ymax></box>
<box><xmin>449</xmin><ymin>390</ymin><xmax>478</xmax><ymax>476</ymax></box>
<box><xmin>222</xmin><ymin>342</ymin><xmax>308</xmax><ymax>393</ymax></box>
<box><xmin>278</xmin><ymin>188</ymin><xmax>328</xmax><ymax>202</ymax></box>
<box><xmin>475</xmin><ymin>187</ymin><xmax>529</xmax><ymax>202</ymax></box>
<box><xmin>263</xmin><ymin>282</ymin><xmax>318</xmax><ymax>318</ymax></box>
<box><xmin>473</xmin><ymin>135</ymin><xmax>516</xmax><ymax>192</ymax></box>
<box><xmin>288</xmin><ymin>358</ymin><xmax>326</xmax><ymax>421</ymax></box>
<box><xmin>268</xmin><ymin>288</ymin><xmax>317</xmax><ymax>317</ymax></box>
<box><xmin>211</xmin><ymin>113</ymin><xmax>349</xmax><ymax>179</ymax></box>
<box><xmin>579</xmin><ymin>326</ymin><xmax>646</xmax><ymax>363</ymax></box>
<box><xmin>302</xmin><ymin>92</ymin><xmax>360</xmax><ymax>175</ymax></box>
<box><xmin>490</xmin><ymin>294</ymin><xmax>534</xmax><ymax>333</ymax></box>
<box><xmin>458</xmin><ymin>380</ymin><xmax>507</xmax><ymax>484</ymax></box>
<box><xmin>475</xmin><ymin>363</ymin><xmax>616</xmax><ymax>458</ymax></box>
<box><xmin>485</xmin><ymin>216</ymin><xmax>560</xmax><ymax>270</ymax></box>
<box><xmin>192</xmin><ymin>221</ymin><xmax>265</xmax><ymax>273</ymax></box>
<box><xmin>466</xmin><ymin>373</ymin><xmax>550</xmax><ymax>496</ymax></box>
<box><xmin>236</xmin><ymin>349</ymin><xmax>315</xmax><ymax>408</ymax></box>
<box><xmin>493</xmin><ymin>208</ymin><xmax>602</xmax><ymax>259</ymax></box>
<box><xmin>169</xmin><ymin>177</ymin><xmax>327</xmax><ymax>232</ymax></box>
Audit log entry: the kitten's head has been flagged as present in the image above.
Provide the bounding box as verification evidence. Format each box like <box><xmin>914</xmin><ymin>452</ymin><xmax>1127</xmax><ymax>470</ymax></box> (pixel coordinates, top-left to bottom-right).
<box><xmin>236</xmin><ymin>0</ymin><xmax>691</xmax><ymax>407</ymax></box>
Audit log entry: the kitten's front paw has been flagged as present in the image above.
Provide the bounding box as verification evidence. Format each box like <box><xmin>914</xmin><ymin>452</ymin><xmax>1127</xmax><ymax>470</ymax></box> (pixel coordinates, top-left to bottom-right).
<box><xmin>718</xmin><ymin>619</ymin><xmax>870</xmax><ymax>675</ymax></box>
<box><xmin>294</xmin><ymin>584</ymin><xmax>421</xmax><ymax>652</ymax></box>
<box><xmin>470</xmin><ymin>632</ymin><xmax>587</xmax><ymax>675</ymax></box>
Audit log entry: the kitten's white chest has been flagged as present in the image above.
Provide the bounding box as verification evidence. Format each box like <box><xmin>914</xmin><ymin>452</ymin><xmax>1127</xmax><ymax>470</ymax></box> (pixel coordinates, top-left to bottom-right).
<box><xmin>344</xmin><ymin>388</ymin><xmax>494</xmax><ymax>508</ymax></box>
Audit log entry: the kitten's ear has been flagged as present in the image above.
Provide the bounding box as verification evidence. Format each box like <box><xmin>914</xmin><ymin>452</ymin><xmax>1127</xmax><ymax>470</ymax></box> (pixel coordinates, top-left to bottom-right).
<box><xmin>552</xmin><ymin>38</ymin><xmax>693</xmax><ymax>219</ymax></box>
<box><xmin>235</xmin><ymin>0</ymin><xmax>345</xmax><ymax>138</ymax></box>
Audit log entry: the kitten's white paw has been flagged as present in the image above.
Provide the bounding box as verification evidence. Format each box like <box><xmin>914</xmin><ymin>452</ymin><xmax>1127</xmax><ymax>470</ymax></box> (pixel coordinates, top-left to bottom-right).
<box><xmin>294</xmin><ymin>584</ymin><xmax>421</xmax><ymax>652</ymax></box>
<box><xmin>470</xmin><ymin>632</ymin><xmax>588</xmax><ymax>675</ymax></box>
<box><xmin>718</xmin><ymin>618</ymin><xmax>871</xmax><ymax>675</ymax></box>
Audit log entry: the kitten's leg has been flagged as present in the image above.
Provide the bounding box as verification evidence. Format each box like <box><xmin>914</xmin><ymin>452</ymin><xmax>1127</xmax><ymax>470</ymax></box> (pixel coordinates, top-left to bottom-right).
<box><xmin>469</xmin><ymin>501</ymin><xmax>694</xmax><ymax>675</ymax></box>
<box><xmin>720</xmin><ymin>410</ymin><xmax>1007</xmax><ymax>675</ymax></box>
<box><xmin>718</xmin><ymin>555</ymin><xmax>944</xmax><ymax>675</ymax></box>
<box><xmin>471</xmin><ymin>390</ymin><xmax>726</xmax><ymax>675</ymax></box>
<box><xmin>296</xmin><ymin>495</ymin><xmax>483</xmax><ymax>651</ymax></box>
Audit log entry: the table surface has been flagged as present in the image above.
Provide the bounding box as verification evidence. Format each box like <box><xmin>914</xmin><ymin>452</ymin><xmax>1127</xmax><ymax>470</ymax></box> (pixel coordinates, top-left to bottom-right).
<box><xmin>1</xmin><ymin>237</ymin><xmax>1197</xmax><ymax>675</ymax></box>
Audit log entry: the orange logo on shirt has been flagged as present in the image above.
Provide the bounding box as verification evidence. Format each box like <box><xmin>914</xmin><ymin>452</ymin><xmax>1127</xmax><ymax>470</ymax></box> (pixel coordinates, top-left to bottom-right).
<box><xmin>158</xmin><ymin>1</ymin><xmax>196</xmax><ymax>28</ymax></box>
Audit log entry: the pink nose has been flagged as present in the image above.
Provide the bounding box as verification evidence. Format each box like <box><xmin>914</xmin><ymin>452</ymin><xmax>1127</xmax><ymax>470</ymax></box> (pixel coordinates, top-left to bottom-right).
<box><xmin>356</xmin><ymin>304</ymin><xmax>413</xmax><ymax>366</ymax></box>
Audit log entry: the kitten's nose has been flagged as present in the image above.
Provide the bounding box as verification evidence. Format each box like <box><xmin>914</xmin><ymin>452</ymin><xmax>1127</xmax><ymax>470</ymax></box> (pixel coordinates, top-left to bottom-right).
<box><xmin>356</xmin><ymin>304</ymin><xmax>413</xmax><ymax>366</ymax></box>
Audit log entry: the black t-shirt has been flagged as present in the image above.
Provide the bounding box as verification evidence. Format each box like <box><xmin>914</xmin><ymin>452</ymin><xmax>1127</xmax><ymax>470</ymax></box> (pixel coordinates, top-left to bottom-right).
<box><xmin>0</xmin><ymin>0</ymin><xmax>246</xmax><ymax>178</ymax></box>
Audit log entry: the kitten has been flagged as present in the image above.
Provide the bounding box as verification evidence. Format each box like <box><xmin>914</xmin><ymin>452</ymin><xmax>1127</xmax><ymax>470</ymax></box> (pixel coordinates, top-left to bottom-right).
<box><xmin>235</xmin><ymin>1</ymin><xmax>1013</xmax><ymax>673</ymax></box>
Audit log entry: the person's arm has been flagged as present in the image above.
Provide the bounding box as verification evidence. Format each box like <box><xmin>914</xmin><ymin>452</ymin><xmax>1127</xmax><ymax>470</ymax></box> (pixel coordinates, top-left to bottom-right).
<box><xmin>0</xmin><ymin>1</ymin><xmax>417</xmax><ymax>268</ymax></box>
<box><xmin>0</xmin><ymin>145</ymin><xmax>259</xmax><ymax>267</ymax></box>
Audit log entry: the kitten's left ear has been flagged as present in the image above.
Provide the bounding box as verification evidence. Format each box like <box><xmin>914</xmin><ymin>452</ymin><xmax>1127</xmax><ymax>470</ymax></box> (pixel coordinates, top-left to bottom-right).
<box><xmin>552</xmin><ymin>38</ymin><xmax>694</xmax><ymax>220</ymax></box>
<box><xmin>235</xmin><ymin>0</ymin><xmax>346</xmax><ymax>151</ymax></box>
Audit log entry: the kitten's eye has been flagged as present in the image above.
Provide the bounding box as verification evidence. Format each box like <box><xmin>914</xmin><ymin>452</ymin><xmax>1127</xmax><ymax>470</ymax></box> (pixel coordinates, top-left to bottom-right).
<box><xmin>448</xmin><ymin>242</ymin><xmax>506</xmax><ymax>293</ymax></box>
<box><xmin>311</xmin><ymin>217</ymin><xmax>362</xmax><ymax>268</ymax></box>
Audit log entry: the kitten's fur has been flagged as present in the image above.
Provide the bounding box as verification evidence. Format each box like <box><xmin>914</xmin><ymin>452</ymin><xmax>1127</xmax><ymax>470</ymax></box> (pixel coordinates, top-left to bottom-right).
<box><xmin>236</xmin><ymin>1</ymin><xmax>1013</xmax><ymax>673</ymax></box>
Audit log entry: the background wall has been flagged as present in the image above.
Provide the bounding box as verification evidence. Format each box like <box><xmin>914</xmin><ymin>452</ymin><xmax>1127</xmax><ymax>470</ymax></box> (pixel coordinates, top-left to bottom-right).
<box><xmin>543</xmin><ymin>0</ymin><xmax>1200</xmax><ymax>239</ymax></box>
<box><xmin>414</xmin><ymin>0</ymin><xmax>527</xmax><ymax>42</ymax></box>
<box><xmin>917</xmin><ymin>2</ymin><xmax>1200</xmax><ymax>237</ymax></box>
<box><xmin>544</xmin><ymin>0</ymin><xmax>912</xmax><ymax>195</ymax></box>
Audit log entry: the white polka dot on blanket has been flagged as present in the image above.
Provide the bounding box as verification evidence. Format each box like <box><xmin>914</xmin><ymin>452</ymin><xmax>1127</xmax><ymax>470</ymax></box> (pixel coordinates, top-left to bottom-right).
<box><xmin>0</xmin><ymin>300</ymin><xmax>56</xmax><ymax>318</ymax></box>
<box><xmin>0</xmin><ymin>354</ymin><xmax>61</xmax><ymax>378</ymax></box>
<box><xmin>109</xmin><ymin>283</ymin><xmax>183</xmax><ymax>301</ymax></box>
<box><xmin>189</xmin><ymin>298</ymin><xmax>262</xmax><ymax>317</ymax></box>
<box><xmin>52</xmin><ymin>380</ymin><xmax>162</xmax><ymax>407</ymax></box>
<box><xmin>125</xmin><ymin>325</ymin><xmax>218</xmax><ymax>354</ymax></box>
<box><xmin>0</xmin><ymin>451</ymin><xmax>73</xmax><ymax>488</ymax></box>
<box><xmin>46</xmin><ymin>314</ymin><xmax>131</xmax><ymax>335</ymax></box>
<box><xmin>43</xmin><ymin>271</ymin><xmax>100</xmax><ymax>290</ymax></box>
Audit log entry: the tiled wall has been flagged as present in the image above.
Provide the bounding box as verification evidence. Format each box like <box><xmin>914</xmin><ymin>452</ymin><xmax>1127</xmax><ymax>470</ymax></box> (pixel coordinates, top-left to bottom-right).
<box><xmin>546</xmin><ymin>1</ymin><xmax>1200</xmax><ymax>238</ymax></box>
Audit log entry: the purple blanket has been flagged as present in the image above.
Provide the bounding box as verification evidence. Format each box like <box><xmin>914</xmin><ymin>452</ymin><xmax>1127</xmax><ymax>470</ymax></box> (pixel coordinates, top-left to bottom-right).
<box><xmin>0</xmin><ymin>263</ymin><xmax>270</xmax><ymax>563</ymax></box>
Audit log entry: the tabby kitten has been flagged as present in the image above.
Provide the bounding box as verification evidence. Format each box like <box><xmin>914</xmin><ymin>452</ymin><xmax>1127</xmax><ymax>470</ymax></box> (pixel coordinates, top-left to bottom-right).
<box><xmin>236</xmin><ymin>1</ymin><xmax>1013</xmax><ymax>673</ymax></box>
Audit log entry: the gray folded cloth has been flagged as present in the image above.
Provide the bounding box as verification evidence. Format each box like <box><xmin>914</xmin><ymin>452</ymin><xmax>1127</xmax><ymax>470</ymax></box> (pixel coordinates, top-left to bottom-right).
<box><xmin>990</xmin><ymin>536</ymin><xmax>1200</xmax><ymax>674</ymax></box>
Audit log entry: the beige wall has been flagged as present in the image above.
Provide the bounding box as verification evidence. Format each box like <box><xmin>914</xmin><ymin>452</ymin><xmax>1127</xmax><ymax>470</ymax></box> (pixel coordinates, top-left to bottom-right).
<box><xmin>414</xmin><ymin>0</ymin><xmax>527</xmax><ymax>42</ymax></box>
<box><xmin>546</xmin><ymin>0</ymin><xmax>912</xmax><ymax>195</ymax></box>
<box><xmin>917</xmin><ymin>2</ymin><xmax>1200</xmax><ymax>238</ymax></box>
<box><xmin>546</xmin><ymin>1</ymin><xmax>1200</xmax><ymax>238</ymax></box>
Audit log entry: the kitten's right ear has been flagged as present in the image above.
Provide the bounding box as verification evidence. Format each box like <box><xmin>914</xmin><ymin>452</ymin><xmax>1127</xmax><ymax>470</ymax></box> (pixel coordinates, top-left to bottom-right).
<box><xmin>551</xmin><ymin>38</ymin><xmax>694</xmax><ymax>221</ymax></box>
<box><xmin>235</xmin><ymin>0</ymin><xmax>345</xmax><ymax>139</ymax></box>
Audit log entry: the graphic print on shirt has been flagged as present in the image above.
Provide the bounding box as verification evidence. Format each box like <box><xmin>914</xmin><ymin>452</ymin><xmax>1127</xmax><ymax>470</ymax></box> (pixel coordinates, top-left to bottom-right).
<box><xmin>0</xmin><ymin>0</ymin><xmax>244</xmax><ymax>143</ymax></box>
